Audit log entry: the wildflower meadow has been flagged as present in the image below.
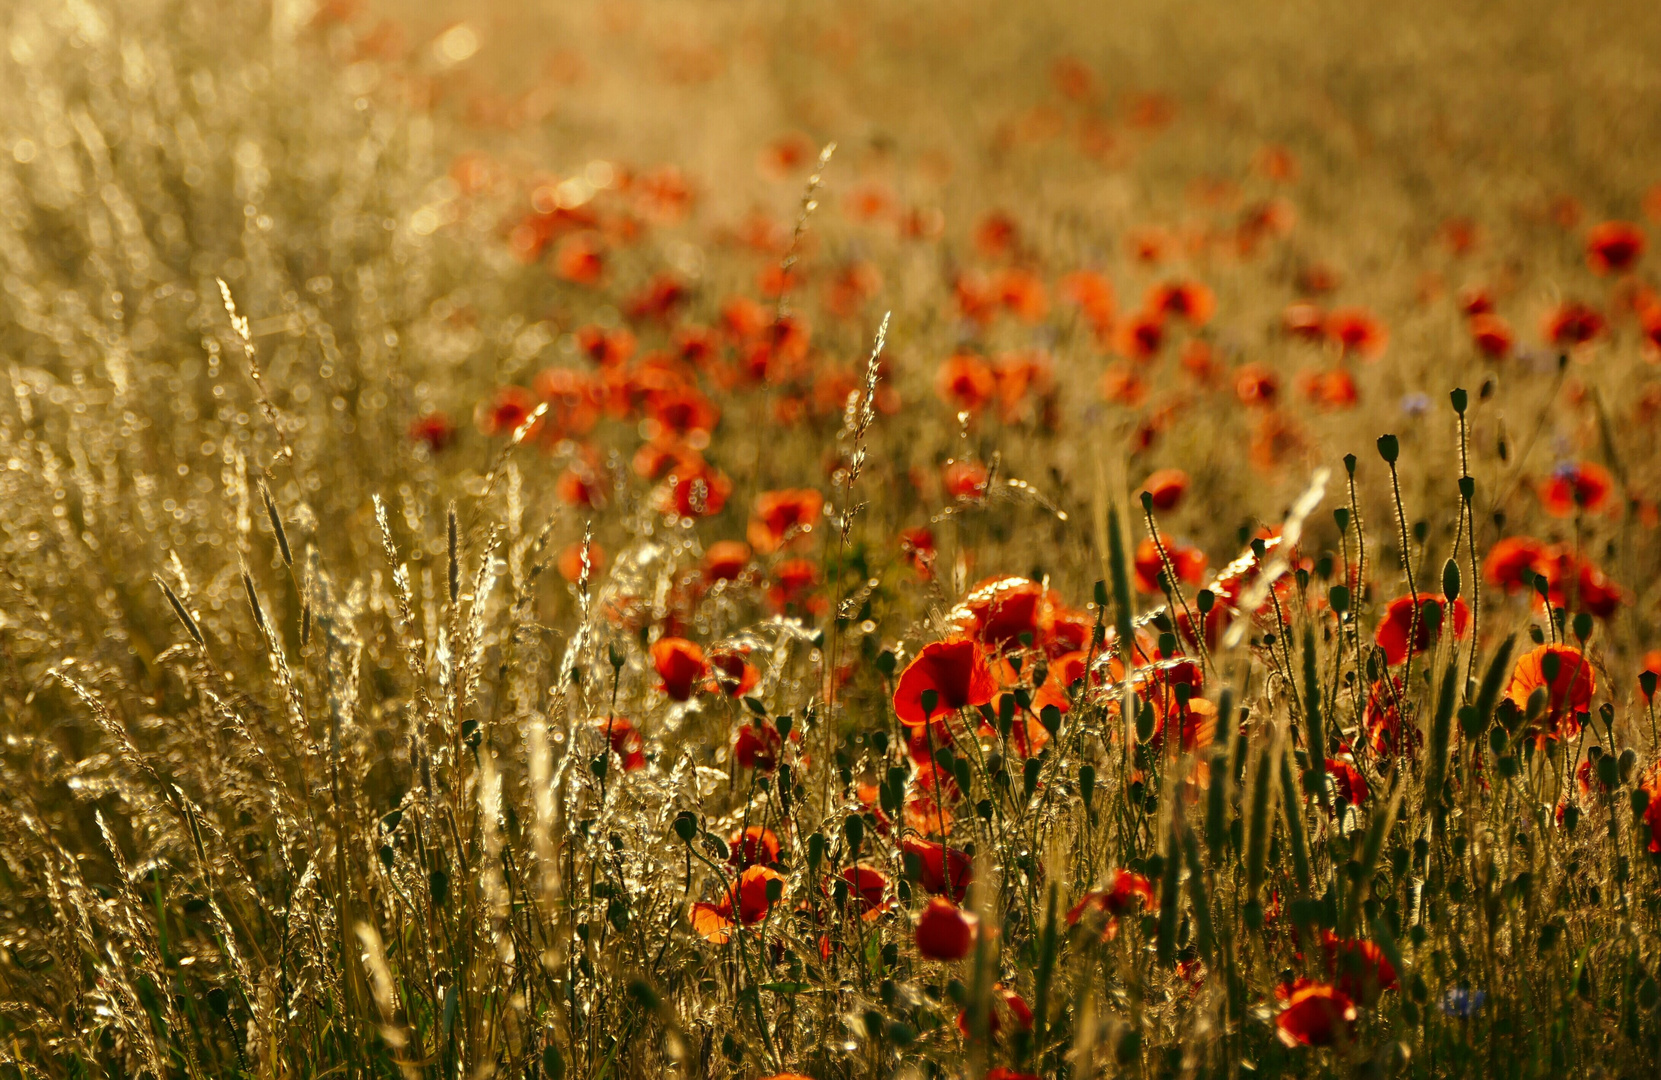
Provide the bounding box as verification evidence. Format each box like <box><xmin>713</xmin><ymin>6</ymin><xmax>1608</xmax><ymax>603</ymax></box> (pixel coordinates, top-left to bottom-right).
<box><xmin>4</xmin><ymin>1</ymin><xmax>1661</xmax><ymax>1077</ymax></box>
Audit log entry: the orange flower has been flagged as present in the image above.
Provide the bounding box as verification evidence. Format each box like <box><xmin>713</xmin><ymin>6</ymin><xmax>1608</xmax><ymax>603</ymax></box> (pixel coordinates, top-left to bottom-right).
<box><xmin>1374</xmin><ymin>595</ymin><xmax>1469</xmax><ymax>666</ymax></box>
<box><xmin>901</xmin><ymin>836</ymin><xmax>973</xmax><ymax>902</ymax></box>
<box><xmin>899</xmin><ymin>526</ymin><xmax>937</xmax><ymax>579</ymax></box>
<box><xmin>1132</xmin><ymin>538</ymin><xmax>1207</xmax><ymax>595</ymax></box>
<box><xmin>708</xmin><ymin>649</ymin><xmax>760</xmax><ymax>697</ymax></box>
<box><xmin>1235</xmin><ymin>363</ymin><xmax>1279</xmax><ymax>407</ymax></box>
<box><xmin>557</xmin><ymin>541</ymin><xmax>605</xmax><ymax>584</ymax></box>
<box><xmin>747</xmin><ymin>489</ymin><xmax>824</xmax><ymax>554</ymax></box>
<box><xmin>1140</xmin><ymin>468</ymin><xmax>1189</xmax><ymax>511</ymax></box>
<box><xmin>840</xmin><ymin>865</ymin><xmax>892</xmax><ymax>918</ymax></box>
<box><xmin>1326</xmin><ymin>307</ymin><xmax>1388</xmax><ymax>360</ymax></box>
<box><xmin>1364</xmin><ymin>678</ymin><xmax>1417</xmax><ymax>757</ymax></box>
<box><xmin>1483</xmin><ymin>536</ymin><xmax>1547</xmax><ymax>591</ymax></box>
<box><xmin>894</xmin><ymin>639</ymin><xmax>997</xmax><ymax>725</ymax></box>
<box><xmin>1469</xmin><ymin>313</ymin><xmax>1514</xmax><ymax>358</ymax></box>
<box><xmin>644</xmin><ymin>386</ymin><xmax>719</xmax><ymax>440</ymax></box>
<box><xmin>729</xmin><ymin>826</ymin><xmax>780</xmax><ymax>868</ymax></box>
<box><xmin>1060</xmin><ymin>269</ymin><xmax>1116</xmax><ymax>328</ymax></box>
<box><xmin>1505</xmin><ymin>644</ymin><xmax>1594</xmax><ymax>731</ymax></box>
<box><xmin>943</xmin><ymin>458</ymin><xmax>990</xmax><ymax>499</ymax></box>
<box><xmin>1067</xmin><ymin>869</ymin><xmax>1154</xmax><ymax>939</ymax></box>
<box><xmin>1146</xmin><ymin>279</ymin><xmax>1215</xmax><ymax>326</ymax></box>
<box><xmin>475</xmin><ymin>385</ymin><xmax>541</xmax><ymax>437</ymax></box>
<box><xmin>1114</xmin><ymin>310</ymin><xmax>1166</xmax><ymax>360</ymax></box>
<box><xmin>1099</xmin><ymin>362</ymin><xmax>1148</xmax><ymax>406</ymax></box>
<box><xmin>767</xmin><ymin>558</ymin><xmax>822</xmax><ymax>615</ymax></box>
<box><xmin>974</xmin><ymin>210</ymin><xmax>1020</xmax><ymax>259</ymax></box>
<box><xmin>651</xmin><ymin>637</ymin><xmax>707</xmax><ymax>701</ymax></box>
<box><xmin>915</xmin><ymin>897</ymin><xmax>976</xmax><ymax>960</ymax></box>
<box><xmin>1542</xmin><ymin>301</ymin><xmax>1605</xmax><ymax>348</ymax></box>
<box><xmin>1300</xmin><ymin>368</ymin><xmax>1359</xmax><ymax>410</ymax></box>
<box><xmin>1282</xmin><ymin>301</ymin><xmax>1326</xmax><ymax>341</ymax></box>
<box><xmin>1538</xmin><ymin>461</ymin><xmax>1613</xmax><ymax>516</ymax></box>
<box><xmin>661</xmin><ymin>462</ymin><xmax>732</xmax><ymax>517</ymax></box>
<box><xmin>408</xmin><ymin>411</ymin><xmax>455</xmax><ymax>452</ymax></box>
<box><xmin>1275</xmin><ymin>981</ymin><xmax>1357</xmax><ymax>1047</ymax></box>
<box><xmin>690</xmin><ymin>865</ymin><xmax>785</xmax><ymax>943</ymax></box>
<box><xmin>573</xmin><ymin>324</ymin><xmax>637</xmax><ymax>367</ymax></box>
<box><xmin>734</xmin><ymin>722</ymin><xmax>783</xmax><ymax>771</ymax></box>
<box><xmin>702</xmin><ymin>540</ymin><xmax>752</xmax><ymax>583</ymax></box>
<box><xmin>552</xmin><ymin>232</ymin><xmax>605</xmax><ymax>285</ymax></box>
<box><xmin>594</xmin><ymin>716</ymin><xmax>645</xmax><ymax>772</ymax></box>
<box><xmin>1585</xmin><ymin>220</ymin><xmax>1646</xmax><ymax>275</ymax></box>
<box><xmin>957</xmin><ymin>985</ymin><xmax>1033</xmax><ymax>1041</ymax></box>
<box><xmin>995</xmin><ymin>268</ymin><xmax>1049</xmax><ymax>322</ymax></box>
<box><xmin>936</xmin><ymin>354</ymin><xmax>998</xmax><ymax>413</ymax></box>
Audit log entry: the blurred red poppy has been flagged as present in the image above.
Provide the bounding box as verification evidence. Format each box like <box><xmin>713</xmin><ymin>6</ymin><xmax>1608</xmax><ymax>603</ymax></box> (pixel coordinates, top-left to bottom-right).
<box><xmin>1141</xmin><ymin>468</ymin><xmax>1189</xmax><ymax>511</ymax></box>
<box><xmin>901</xmin><ymin>836</ymin><xmax>973</xmax><ymax>902</ymax></box>
<box><xmin>408</xmin><ymin>411</ymin><xmax>455</xmax><ymax>452</ymax></box>
<box><xmin>1374</xmin><ymin>595</ymin><xmax>1469</xmax><ymax>665</ymax></box>
<box><xmin>1133</xmin><ymin>538</ymin><xmax>1207</xmax><ymax>594</ymax></box>
<box><xmin>594</xmin><ymin>715</ymin><xmax>645</xmax><ymax>772</ymax></box>
<box><xmin>1538</xmin><ymin>461</ymin><xmax>1613</xmax><ymax>516</ymax></box>
<box><xmin>748</xmin><ymin>489</ymin><xmax>824</xmax><ymax>554</ymax></box>
<box><xmin>651</xmin><ymin>637</ymin><xmax>707</xmax><ymax>701</ymax></box>
<box><xmin>936</xmin><ymin>354</ymin><xmax>998</xmax><ymax>413</ymax></box>
<box><xmin>915</xmin><ymin>896</ymin><xmax>976</xmax><ymax>959</ymax></box>
<box><xmin>1275</xmin><ymin>981</ymin><xmax>1357</xmax><ymax>1047</ymax></box>
<box><xmin>1326</xmin><ymin>307</ymin><xmax>1389</xmax><ymax>360</ymax></box>
<box><xmin>1469</xmin><ymin>313</ymin><xmax>1514</xmax><ymax>359</ymax></box>
<box><xmin>729</xmin><ymin>825</ymin><xmax>780</xmax><ymax>868</ymax></box>
<box><xmin>1585</xmin><ymin>221</ymin><xmax>1646</xmax><ymax>275</ymax></box>
<box><xmin>1542</xmin><ymin>301</ymin><xmax>1605</xmax><ymax>348</ymax></box>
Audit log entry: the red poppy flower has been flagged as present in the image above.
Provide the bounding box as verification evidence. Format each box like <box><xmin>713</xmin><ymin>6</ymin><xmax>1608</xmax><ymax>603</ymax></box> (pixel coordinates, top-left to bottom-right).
<box><xmin>915</xmin><ymin>897</ymin><xmax>976</xmax><ymax>960</ymax></box>
<box><xmin>1505</xmin><ymin>644</ymin><xmax>1594</xmax><ymax>733</ymax></box>
<box><xmin>573</xmin><ymin>324</ymin><xmax>637</xmax><ymax>368</ymax></box>
<box><xmin>1320</xmin><ymin>932</ymin><xmax>1398</xmax><ymax>1005</ymax></box>
<box><xmin>1642</xmin><ymin>762</ymin><xmax>1661</xmax><ymax>854</ymax></box>
<box><xmin>1364</xmin><ymin>678</ymin><xmax>1417</xmax><ymax>757</ymax></box>
<box><xmin>1542</xmin><ymin>301</ymin><xmax>1605</xmax><ymax>348</ymax></box>
<box><xmin>643</xmin><ymin>387</ymin><xmax>719</xmax><ymax>440</ymax></box>
<box><xmin>1132</xmin><ymin>538</ymin><xmax>1207</xmax><ymax>594</ymax></box>
<box><xmin>900</xmin><ymin>526</ymin><xmax>937</xmax><ymax>579</ymax></box>
<box><xmin>651</xmin><ymin>637</ymin><xmax>707</xmax><ymax>701</ymax></box>
<box><xmin>1585</xmin><ymin>220</ymin><xmax>1646</xmax><ymax>275</ymax></box>
<box><xmin>1374</xmin><ymin>595</ymin><xmax>1470</xmax><ymax>666</ymax></box>
<box><xmin>557</xmin><ymin>541</ymin><xmax>605</xmax><ymax>584</ymax></box>
<box><xmin>408</xmin><ymin>411</ymin><xmax>456</xmax><ymax>452</ymax></box>
<box><xmin>747</xmin><ymin>489</ymin><xmax>824</xmax><ymax>554</ymax></box>
<box><xmin>476</xmin><ymin>385</ymin><xmax>542</xmax><ymax>438</ymax></box>
<box><xmin>1146</xmin><ymin>280</ymin><xmax>1215</xmax><ymax>327</ymax></box>
<box><xmin>1300</xmin><ymin>368</ymin><xmax>1360</xmax><ymax>410</ymax></box>
<box><xmin>1325</xmin><ymin>759</ymin><xmax>1369</xmax><ymax>806</ymax></box>
<box><xmin>936</xmin><ymin>354</ymin><xmax>998</xmax><ymax>413</ymax></box>
<box><xmin>553</xmin><ymin>232</ymin><xmax>605</xmax><ymax>285</ymax></box>
<box><xmin>767</xmin><ymin>558</ymin><xmax>822</xmax><ymax>615</ymax></box>
<box><xmin>839</xmin><ymin>865</ymin><xmax>891</xmax><ymax>918</ymax></box>
<box><xmin>708</xmin><ymin>649</ymin><xmax>760</xmax><ymax>697</ymax></box>
<box><xmin>1326</xmin><ymin>307</ymin><xmax>1388</xmax><ymax>360</ymax></box>
<box><xmin>729</xmin><ymin>826</ymin><xmax>780</xmax><ymax>868</ymax></box>
<box><xmin>1532</xmin><ymin>545</ymin><xmax>1625</xmax><ymax>618</ymax></box>
<box><xmin>690</xmin><ymin>864</ymin><xmax>785</xmax><ymax>943</ymax></box>
<box><xmin>1068</xmin><ymin>869</ymin><xmax>1155</xmax><ymax>924</ymax></box>
<box><xmin>661</xmin><ymin>462</ymin><xmax>732</xmax><ymax>517</ymax></box>
<box><xmin>1235</xmin><ymin>363</ymin><xmax>1279</xmax><ymax>407</ymax></box>
<box><xmin>733</xmin><ymin>722</ymin><xmax>782</xmax><ymax>771</ymax></box>
<box><xmin>1538</xmin><ymin>461</ymin><xmax>1613</xmax><ymax>516</ymax></box>
<box><xmin>594</xmin><ymin>716</ymin><xmax>645</xmax><ymax>772</ymax></box>
<box><xmin>555</xmin><ymin>462</ymin><xmax>607</xmax><ymax>509</ymax></box>
<box><xmin>957</xmin><ymin>985</ymin><xmax>1033</xmax><ymax>1040</ymax></box>
<box><xmin>943</xmin><ymin>458</ymin><xmax>991</xmax><ymax>499</ymax></box>
<box><xmin>1099</xmin><ymin>363</ymin><xmax>1148</xmax><ymax>406</ymax></box>
<box><xmin>1141</xmin><ymin>468</ymin><xmax>1188</xmax><ymax>511</ymax></box>
<box><xmin>975</xmin><ymin>211</ymin><xmax>1020</xmax><ymax>259</ymax></box>
<box><xmin>894</xmin><ymin>640</ymin><xmax>997</xmax><ymax>724</ymax></box>
<box><xmin>1469</xmin><ymin>313</ymin><xmax>1514</xmax><ymax>359</ymax></box>
<box><xmin>1275</xmin><ymin>981</ymin><xmax>1357</xmax><ymax>1047</ymax></box>
<box><xmin>901</xmin><ymin>836</ymin><xmax>973</xmax><ymax>902</ymax></box>
<box><xmin>1060</xmin><ymin>269</ymin><xmax>1116</xmax><ymax>328</ymax></box>
<box><xmin>1114</xmin><ymin>310</ymin><xmax>1166</xmax><ymax>360</ymax></box>
<box><xmin>702</xmin><ymin>540</ymin><xmax>752</xmax><ymax>583</ymax></box>
<box><xmin>1483</xmin><ymin>536</ymin><xmax>1547</xmax><ymax>591</ymax></box>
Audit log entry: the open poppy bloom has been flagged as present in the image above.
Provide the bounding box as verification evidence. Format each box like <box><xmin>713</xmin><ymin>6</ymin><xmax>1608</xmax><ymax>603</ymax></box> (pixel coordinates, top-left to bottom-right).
<box><xmin>661</xmin><ymin>462</ymin><xmax>732</xmax><ymax>517</ymax></box>
<box><xmin>1505</xmin><ymin>644</ymin><xmax>1594</xmax><ymax>737</ymax></box>
<box><xmin>1234</xmin><ymin>363</ymin><xmax>1279</xmax><ymax>407</ymax></box>
<box><xmin>1067</xmin><ymin>869</ymin><xmax>1154</xmax><ymax>940</ymax></box>
<box><xmin>1542</xmin><ymin>301</ymin><xmax>1605</xmax><ymax>348</ymax></box>
<box><xmin>557</xmin><ymin>541</ymin><xmax>606</xmax><ymax>584</ymax></box>
<box><xmin>476</xmin><ymin>385</ymin><xmax>542</xmax><ymax>438</ymax></box>
<box><xmin>1141</xmin><ymin>468</ymin><xmax>1189</xmax><ymax>511</ymax></box>
<box><xmin>1283</xmin><ymin>301</ymin><xmax>1326</xmax><ymax>341</ymax></box>
<box><xmin>957</xmin><ymin>984</ymin><xmax>1033</xmax><ymax>1040</ymax></box>
<box><xmin>1146</xmin><ymin>279</ymin><xmax>1215</xmax><ymax>326</ymax></box>
<box><xmin>1531</xmin><ymin>545</ymin><xmax>1625</xmax><ymax>618</ymax></box>
<box><xmin>935</xmin><ymin>353</ymin><xmax>998</xmax><ymax>413</ymax></box>
<box><xmin>839</xmin><ymin>865</ymin><xmax>892</xmax><ymax>918</ymax></box>
<box><xmin>594</xmin><ymin>716</ymin><xmax>645</xmax><ymax>772</ymax></box>
<box><xmin>708</xmin><ymin>648</ymin><xmax>760</xmax><ymax>697</ymax></box>
<box><xmin>1325</xmin><ymin>759</ymin><xmax>1369</xmax><ymax>807</ymax></box>
<box><xmin>1363</xmin><ymin>678</ymin><xmax>1417</xmax><ymax>757</ymax></box>
<box><xmin>1483</xmin><ymin>536</ymin><xmax>1548</xmax><ymax>591</ymax></box>
<box><xmin>748</xmin><ymin>488</ymin><xmax>824</xmax><ymax>553</ymax></box>
<box><xmin>702</xmin><ymin>540</ymin><xmax>752</xmax><ymax>583</ymax></box>
<box><xmin>1469</xmin><ymin>313</ymin><xmax>1514</xmax><ymax>358</ymax></box>
<box><xmin>651</xmin><ymin>637</ymin><xmax>707</xmax><ymax>701</ymax></box>
<box><xmin>894</xmin><ymin>639</ymin><xmax>998</xmax><ymax>725</ymax></box>
<box><xmin>1320</xmin><ymin>932</ymin><xmax>1397</xmax><ymax>1005</ymax></box>
<box><xmin>946</xmin><ymin>576</ymin><xmax>1072</xmax><ymax>653</ymax></box>
<box><xmin>1114</xmin><ymin>310</ymin><xmax>1166</xmax><ymax>360</ymax></box>
<box><xmin>915</xmin><ymin>896</ymin><xmax>976</xmax><ymax>960</ymax></box>
<box><xmin>1326</xmin><ymin>307</ymin><xmax>1388</xmax><ymax>360</ymax></box>
<box><xmin>1585</xmin><ymin>220</ymin><xmax>1646</xmax><ymax>275</ymax></box>
<box><xmin>1300</xmin><ymin>368</ymin><xmax>1360</xmax><ymax>410</ymax></box>
<box><xmin>1132</xmin><ymin>538</ymin><xmax>1208</xmax><ymax>595</ymax></box>
<box><xmin>767</xmin><ymin>558</ymin><xmax>823</xmax><ymax>615</ymax></box>
<box><xmin>1275</xmin><ymin>980</ymin><xmax>1357</xmax><ymax>1047</ymax></box>
<box><xmin>690</xmin><ymin>865</ymin><xmax>786</xmax><ymax>943</ymax></box>
<box><xmin>1374</xmin><ymin>595</ymin><xmax>1469</xmax><ymax>666</ymax></box>
<box><xmin>733</xmin><ymin>721</ymin><xmax>783</xmax><ymax>771</ymax></box>
<box><xmin>943</xmin><ymin>458</ymin><xmax>991</xmax><ymax>499</ymax></box>
<box><xmin>729</xmin><ymin>826</ymin><xmax>780</xmax><ymax>868</ymax></box>
<box><xmin>408</xmin><ymin>411</ymin><xmax>455</xmax><ymax>452</ymax></box>
<box><xmin>899</xmin><ymin>526</ymin><xmax>938</xmax><ymax>579</ymax></box>
<box><xmin>901</xmin><ymin>836</ymin><xmax>973</xmax><ymax>902</ymax></box>
<box><xmin>1641</xmin><ymin>762</ymin><xmax>1661</xmax><ymax>854</ymax></box>
<box><xmin>1538</xmin><ymin>461</ymin><xmax>1614</xmax><ymax>517</ymax></box>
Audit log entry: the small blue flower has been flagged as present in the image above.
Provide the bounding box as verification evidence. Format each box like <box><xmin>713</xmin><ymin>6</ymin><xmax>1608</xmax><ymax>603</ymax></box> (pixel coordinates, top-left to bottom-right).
<box><xmin>1440</xmin><ymin>987</ymin><xmax>1486</xmax><ymax>1018</ymax></box>
<box><xmin>1401</xmin><ymin>393</ymin><xmax>1431</xmax><ymax>417</ymax></box>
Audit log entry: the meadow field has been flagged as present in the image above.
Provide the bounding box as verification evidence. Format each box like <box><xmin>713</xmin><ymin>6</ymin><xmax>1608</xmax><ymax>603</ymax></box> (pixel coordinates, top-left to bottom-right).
<box><xmin>5</xmin><ymin>0</ymin><xmax>1661</xmax><ymax>1076</ymax></box>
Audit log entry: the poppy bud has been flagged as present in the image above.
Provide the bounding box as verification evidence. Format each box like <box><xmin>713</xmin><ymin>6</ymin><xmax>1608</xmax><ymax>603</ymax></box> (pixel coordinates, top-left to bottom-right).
<box><xmin>1442</xmin><ymin>559</ymin><xmax>1460</xmax><ymax>602</ymax></box>
<box><xmin>673</xmin><ymin>811</ymin><xmax>698</xmax><ymax>843</ymax></box>
<box><xmin>1377</xmin><ymin>434</ymin><xmax>1399</xmax><ymax>464</ymax></box>
<box><xmin>1450</xmin><ymin>387</ymin><xmax>1467</xmax><ymax>414</ymax></box>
